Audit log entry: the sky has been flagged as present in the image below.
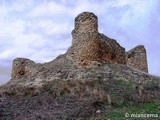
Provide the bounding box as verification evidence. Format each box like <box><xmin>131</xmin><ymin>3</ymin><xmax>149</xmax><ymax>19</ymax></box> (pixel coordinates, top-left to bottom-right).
<box><xmin>0</xmin><ymin>0</ymin><xmax>160</xmax><ymax>85</ymax></box>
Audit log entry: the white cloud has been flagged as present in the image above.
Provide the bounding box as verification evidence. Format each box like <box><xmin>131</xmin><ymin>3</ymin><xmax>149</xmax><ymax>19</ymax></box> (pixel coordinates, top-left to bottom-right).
<box><xmin>0</xmin><ymin>1</ymin><xmax>72</xmax><ymax>62</ymax></box>
<box><xmin>28</xmin><ymin>1</ymin><xmax>71</xmax><ymax>17</ymax></box>
<box><xmin>35</xmin><ymin>20</ymin><xmax>73</xmax><ymax>35</ymax></box>
<box><xmin>100</xmin><ymin>0</ymin><xmax>159</xmax><ymax>49</ymax></box>
<box><xmin>0</xmin><ymin>6</ymin><xmax>8</xmax><ymax>19</ymax></box>
<box><xmin>0</xmin><ymin>49</ymin><xmax>14</xmax><ymax>59</ymax></box>
<box><xmin>0</xmin><ymin>20</ymin><xmax>25</xmax><ymax>37</ymax></box>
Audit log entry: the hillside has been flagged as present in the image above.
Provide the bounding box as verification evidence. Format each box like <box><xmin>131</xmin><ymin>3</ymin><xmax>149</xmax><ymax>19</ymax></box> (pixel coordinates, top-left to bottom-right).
<box><xmin>0</xmin><ymin>12</ymin><xmax>160</xmax><ymax>120</ymax></box>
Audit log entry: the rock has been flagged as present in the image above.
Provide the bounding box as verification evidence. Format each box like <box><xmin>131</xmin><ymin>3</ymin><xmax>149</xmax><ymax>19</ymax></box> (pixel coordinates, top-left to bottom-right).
<box><xmin>73</xmin><ymin>12</ymin><xmax>98</xmax><ymax>34</ymax></box>
<box><xmin>67</xmin><ymin>12</ymin><xmax>126</xmax><ymax>68</ymax></box>
<box><xmin>126</xmin><ymin>45</ymin><xmax>148</xmax><ymax>73</ymax></box>
<box><xmin>11</xmin><ymin>58</ymin><xmax>36</xmax><ymax>79</ymax></box>
<box><xmin>96</xmin><ymin>110</ymin><xmax>101</xmax><ymax>113</ymax></box>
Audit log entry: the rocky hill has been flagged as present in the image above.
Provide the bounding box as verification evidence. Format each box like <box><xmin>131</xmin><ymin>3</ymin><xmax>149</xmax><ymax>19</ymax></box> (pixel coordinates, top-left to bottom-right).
<box><xmin>0</xmin><ymin>12</ymin><xmax>160</xmax><ymax>120</ymax></box>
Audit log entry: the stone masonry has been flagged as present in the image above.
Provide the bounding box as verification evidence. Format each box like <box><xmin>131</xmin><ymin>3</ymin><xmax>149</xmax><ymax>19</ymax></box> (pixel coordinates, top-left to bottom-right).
<box><xmin>11</xmin><ymin>58</ymin><xmax>36</xmax><ymax>79</ymax></box>
<box><xmin>11</xmin><ymin>12</ymin><xmax>148</xmax><ymax>79</ymax></box>
<box><xmin>68</xmin><ymin>12</ymin><xmax>148</xmax><ymax>72</ymax></box>
<box><xmin>67</xmin><ymin>12</ymin><xmax>126</xmax><ymax>67</ymax></box>
<box><xmin>126</xmin><ymin>45</ymin><xmax>148</xmax><ymax>73</ymax></box>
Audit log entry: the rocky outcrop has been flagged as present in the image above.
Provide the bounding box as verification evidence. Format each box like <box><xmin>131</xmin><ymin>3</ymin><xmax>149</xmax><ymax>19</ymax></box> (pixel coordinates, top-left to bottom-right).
<box><xmin>11</xmin><ymin>58</ymin><xmax>36</xmax><ymax>79</ymax></box>
<box><xmin>126</xmin><ymin>45</ymin><xmax>148</xmax><ymax>73</ymax></box>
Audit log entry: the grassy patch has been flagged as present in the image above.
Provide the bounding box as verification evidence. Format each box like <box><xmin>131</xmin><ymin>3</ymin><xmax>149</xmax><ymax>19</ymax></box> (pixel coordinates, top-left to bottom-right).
<box><xmin>101</xmin><ymin>102</ymin><xmax>160</xmax><ymax>120</ymax></box>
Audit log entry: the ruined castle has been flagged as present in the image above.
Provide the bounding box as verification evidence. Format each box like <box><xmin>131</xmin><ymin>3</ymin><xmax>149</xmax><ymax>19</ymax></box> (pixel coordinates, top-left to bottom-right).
<box><xmin>11</xmin><ymin>12</ymin><xmax>148</xmax><ymax>79</ymax></box>
<box><xmin>68</xmin><ymin>12</ymin><xmax>148</xmax><ymax>72</ymax></box>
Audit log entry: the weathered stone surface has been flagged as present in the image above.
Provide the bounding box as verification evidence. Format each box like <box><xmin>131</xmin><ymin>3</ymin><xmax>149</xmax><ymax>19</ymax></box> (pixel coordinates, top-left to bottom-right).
<box><xmin>74</xmin><ymin>12</ymin><xmax>98</xmax><ymax>33</ymax></box>
<box><xmin>99</xmin><ymin>34</ymin><xmax>126</xmax><ymax>64</ymax></box>
<box><xmin>126</xmin><ymin>45</ymin><xmax>148</xmax><ymax>73</ymax></box>
<box><xmin>67</xmin><ymin>12</ymin><xmax>126</xmax><ymax>67</ymax></box>
<box><xmin>11</xmin><ymin>58</ymin><xmax>35</xmax><ymax>79</ymax></box>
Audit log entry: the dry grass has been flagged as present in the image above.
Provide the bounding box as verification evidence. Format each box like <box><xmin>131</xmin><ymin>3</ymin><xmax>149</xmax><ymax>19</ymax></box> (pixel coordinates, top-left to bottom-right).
<box><xmin>42</xmin><ymin>79</ymin><xmax>107</xmax><ymax>101</ymax></box>
<box><xmin>1</xmin><ymin>84</ymin><xmax>41</xmax><ymax>99</ymax></box>
<box><xmin>1</xmin><ymin>79</ymin><xmax>160</xmax><ymax>119</ymax></box>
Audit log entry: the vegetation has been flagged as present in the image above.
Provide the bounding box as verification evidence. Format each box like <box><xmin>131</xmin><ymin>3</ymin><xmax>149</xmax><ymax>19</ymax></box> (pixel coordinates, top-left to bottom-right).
<box><xmin>1</xmin><ymin>78</ymin><xmax>159</xmax><ymax>119</ymax></box>
<box><xmin>100</xmin><ymin>102</ymin><xmax>160</xmax><ymax>120</ymax></box>
<box><xmin>41</xmin><ymin>79</ymin><xmax>160</xmax><ymax>120</ymax></box>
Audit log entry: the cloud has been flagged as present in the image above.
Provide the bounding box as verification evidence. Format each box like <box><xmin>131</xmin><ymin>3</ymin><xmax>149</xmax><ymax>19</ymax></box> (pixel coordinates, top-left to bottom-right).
<box><xmin>0</xmin><ymin>1</ymin><xmax>73</xmax><ymax>63</ymax></box>
<box><xmin>28</xmin><ymin>1</ymin><xmax>71</xmax><ymax>17</ymax></box>
<box><xmin>101</xmin><ymin>0</ymin><xmax>158</xmax><ymax>39</ymax></box>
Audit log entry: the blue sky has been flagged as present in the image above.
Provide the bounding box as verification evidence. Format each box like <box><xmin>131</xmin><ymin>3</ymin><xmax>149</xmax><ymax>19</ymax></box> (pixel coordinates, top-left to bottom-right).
<box><xmin>0</xmin><ymin>0</ymin><xmax>160</xmax><ymax>85</ymax></box>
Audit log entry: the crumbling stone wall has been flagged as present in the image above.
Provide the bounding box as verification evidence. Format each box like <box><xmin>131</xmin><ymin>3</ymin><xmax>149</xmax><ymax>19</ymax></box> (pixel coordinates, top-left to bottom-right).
<box><xmin>11</xmin><ymin>58</ymin><xmax>36</xmax><ymax>79</ymax></box>
<box><xmin>99</xmin><ymin>34</ymin><xmax>126</xmax><ymax>64</ymax></box>
<box><xmin>126</xmin><ymin>45</ymin><xmax>148</xmax><ymax>73</ymax></box>
<box><xmin>11</xmin><ymin>12</ymin><xmax>149</xmax><ymax>77</ymax></box>
<box><xmin>67</xmin><ymin>12</ymin><xmax>148</xmax><ymax>72</ymax></box>
<box><xmin>68</xmin><ymin>12</ymin><xmax>126</xmax><ymax>67</ymax></box>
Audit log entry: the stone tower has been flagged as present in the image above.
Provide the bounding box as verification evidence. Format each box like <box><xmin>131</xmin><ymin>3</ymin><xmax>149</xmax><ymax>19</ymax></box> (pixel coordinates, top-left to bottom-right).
<box><xmin>70</xmin><ymin>12</ymin><xmax>102</xmax><ymax>67</ymax></box>
<box><xmin>68</xmin><ymin>12</ymin><xmax>126</xmax><ymax>67</ymax></box>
